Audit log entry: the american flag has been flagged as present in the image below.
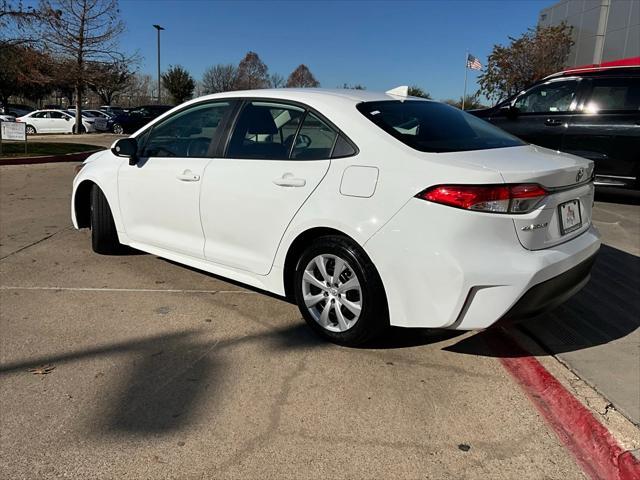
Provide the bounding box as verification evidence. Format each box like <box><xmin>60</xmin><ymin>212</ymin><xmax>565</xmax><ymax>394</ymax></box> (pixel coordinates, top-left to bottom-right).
<box><xmin>466</xmin><ymin>54</ymin><xmax>482</xmax><ymax>71</ymax></box>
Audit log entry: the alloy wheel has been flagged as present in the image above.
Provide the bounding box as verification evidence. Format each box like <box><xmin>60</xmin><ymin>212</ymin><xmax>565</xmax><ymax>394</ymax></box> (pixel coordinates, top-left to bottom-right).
<box><xmin>301</xmin><ymin>254</ymin><xmax>362</xmax><ymax>332</ymax></box>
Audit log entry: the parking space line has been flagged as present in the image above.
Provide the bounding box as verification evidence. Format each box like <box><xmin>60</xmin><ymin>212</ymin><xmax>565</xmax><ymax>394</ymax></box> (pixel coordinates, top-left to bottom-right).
<box><xmin>0</xmin><ymin>286</ymin><xmax>257</xmax><ymax>294</ymax></box>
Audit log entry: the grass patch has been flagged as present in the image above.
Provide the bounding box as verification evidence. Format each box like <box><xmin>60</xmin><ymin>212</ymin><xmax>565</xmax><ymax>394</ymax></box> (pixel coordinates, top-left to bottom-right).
<box><xmin>0</xmin><ymin>142</ymin><xmax>103</xmax><ymax>158</ymax></box>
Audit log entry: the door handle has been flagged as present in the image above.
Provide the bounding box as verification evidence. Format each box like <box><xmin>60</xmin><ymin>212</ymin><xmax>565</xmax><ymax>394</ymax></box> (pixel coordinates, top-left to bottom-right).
<box><xmin>544</xmin><ymin>118</ymin><xmax>563</xmax><ymax>127</ymax></box>
<box><xmin>176</xmin><ymin>170</ymin><xmax>200</xmax><ymax>182</ymax></box>
<box><xmin>273</xmin><ymin>172</ymin><xmax>306</xmax><ymax>187</ymax></box>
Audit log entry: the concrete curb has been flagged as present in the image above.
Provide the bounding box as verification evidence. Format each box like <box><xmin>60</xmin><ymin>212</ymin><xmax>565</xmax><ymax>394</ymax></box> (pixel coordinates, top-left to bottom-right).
<box><xmin>0</xmin><ymin>148</ymin><xmax>104</xmax><ymax>166</ymax></box>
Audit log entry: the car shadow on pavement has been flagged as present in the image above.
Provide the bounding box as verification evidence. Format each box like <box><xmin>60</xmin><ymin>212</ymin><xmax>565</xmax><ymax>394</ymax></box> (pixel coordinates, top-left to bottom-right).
<box><xmin>0</xmin><ymin>323</ymin><xmax>324</xmax><ymax>435</ymax></box>
<box><xmin>445</xmin><ymin>244</ymin><xmax>640</xmax><ymax>358</ymax></box>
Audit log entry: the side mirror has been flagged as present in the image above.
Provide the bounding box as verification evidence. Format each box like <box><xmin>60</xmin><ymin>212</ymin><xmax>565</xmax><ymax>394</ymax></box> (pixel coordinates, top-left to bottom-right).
<box><xmin>111</xmin><ymin>137</ymin><xmax>139</xmax><ymax>165</ymax></box>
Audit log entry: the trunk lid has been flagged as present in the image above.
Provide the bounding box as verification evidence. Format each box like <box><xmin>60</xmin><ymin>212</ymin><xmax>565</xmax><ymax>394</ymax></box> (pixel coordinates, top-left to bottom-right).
<box><xmin>439</xmin><ymin>145</ymin><xmax>595</xmax><ymax>250</ymax></box>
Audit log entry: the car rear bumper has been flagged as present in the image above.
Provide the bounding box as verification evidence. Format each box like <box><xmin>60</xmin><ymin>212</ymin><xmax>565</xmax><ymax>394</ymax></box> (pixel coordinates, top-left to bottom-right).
<box><xmin>493</xmin><ymin>252</ymin><xmax>597</xmax><ymax>326</ymax></box>
<box><xmin>364</xmin><ymin>198</ymin><xmax>601</xmax><ymax>330</ymax></box>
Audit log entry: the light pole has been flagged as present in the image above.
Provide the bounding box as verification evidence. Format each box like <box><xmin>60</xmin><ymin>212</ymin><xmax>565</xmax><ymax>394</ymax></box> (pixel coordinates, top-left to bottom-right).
<box><xmin>153</xmin><ymin>24</ymin><xmax>165</xmax><ymax>104</ymax></box>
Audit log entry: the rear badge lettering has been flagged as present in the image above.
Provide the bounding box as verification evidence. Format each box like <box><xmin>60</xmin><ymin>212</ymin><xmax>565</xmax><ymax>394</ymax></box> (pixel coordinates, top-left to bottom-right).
<box><xmin>521</xmin><ymin>222</ymin><xmax>548</xmax><ymax>231</ymax></box>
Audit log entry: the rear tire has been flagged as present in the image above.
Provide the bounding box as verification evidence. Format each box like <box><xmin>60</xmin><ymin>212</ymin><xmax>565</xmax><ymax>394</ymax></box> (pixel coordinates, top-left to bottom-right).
<box><xmin>73</xmin><ymin>124</ymin><xmax>86</xmax><ymax>134</ymax></box>
<box><xmin>293</xmin><ymin>235</ymin><xmax>389</xmax><ymax>346</ymax></box>
<box><xmin>90</xmin><ymin>185</ymin><xmax>123</xmax><ymax>254</ymax></box>
<box><xmin>112</xmin><ymin>123</ymin><xmax>124</xmax><ymax>134</ymax></box>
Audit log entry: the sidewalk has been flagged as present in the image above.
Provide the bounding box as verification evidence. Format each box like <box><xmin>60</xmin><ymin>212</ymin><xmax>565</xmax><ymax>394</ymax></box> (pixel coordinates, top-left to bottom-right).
<box><xmin>523</xmin><ymin>188</ymin><xmax>640</xmax><ymax>425</ymax></box>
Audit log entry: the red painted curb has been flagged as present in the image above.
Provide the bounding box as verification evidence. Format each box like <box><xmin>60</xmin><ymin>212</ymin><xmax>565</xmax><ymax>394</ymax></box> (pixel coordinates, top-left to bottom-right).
<box><xmin>0</xmin><ymin>149</ymin><xmax>103</xmax><ymax>166</ymax></box>
<box><xmin>495</xmin><ymin>330</ymin><xmax>640</xmax><ymax>480</ymax></box>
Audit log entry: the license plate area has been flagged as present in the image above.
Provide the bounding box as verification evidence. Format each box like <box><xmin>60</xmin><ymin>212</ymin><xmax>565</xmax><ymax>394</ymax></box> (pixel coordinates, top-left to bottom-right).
<box><xmin>558</xmin><ymin>199</ymin><xmax>582</xmax><ymax>235</ymax></box>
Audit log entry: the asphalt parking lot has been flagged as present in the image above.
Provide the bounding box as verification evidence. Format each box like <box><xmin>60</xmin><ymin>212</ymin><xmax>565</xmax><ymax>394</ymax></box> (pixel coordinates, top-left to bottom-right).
<box><xmin>0</xmin><ymin>163</ymin><xmax>638</xmax><ymax>479</ymax></box>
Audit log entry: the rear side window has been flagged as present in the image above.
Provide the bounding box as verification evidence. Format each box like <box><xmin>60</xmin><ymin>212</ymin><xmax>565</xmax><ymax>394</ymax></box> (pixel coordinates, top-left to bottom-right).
<box><xmin>584</xmin><ymin>77</ymin><xmax>640</xmax><ymax>112</ymax></box>
<box><xmin>291</xmin><ymin>113</ymin><xmax>338</xmax><ymax>160</ymax></box>
<box><xmin>227</xmin><ymin>102</ymin><xmax>304</xmax><ymax>159</ymax></box>
<box><xmin>357</xmin><ymin>100</ymin><xmax>524</xmax><ymax>153</ymax></box>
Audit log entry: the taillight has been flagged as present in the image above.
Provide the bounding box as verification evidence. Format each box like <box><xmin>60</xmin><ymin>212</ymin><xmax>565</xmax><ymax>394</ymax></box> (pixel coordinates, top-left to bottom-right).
<box><xmin>416</xmin><ymin>184</ymin><xmax>548</xmax><ymax>214</ymax></box>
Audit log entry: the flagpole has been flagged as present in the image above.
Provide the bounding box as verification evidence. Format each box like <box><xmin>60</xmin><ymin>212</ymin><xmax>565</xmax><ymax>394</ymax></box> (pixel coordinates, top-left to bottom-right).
<box><xmin>462</xmin><ymin>50</ymin><xmax>468</xmax><ymax>110</ymax></box>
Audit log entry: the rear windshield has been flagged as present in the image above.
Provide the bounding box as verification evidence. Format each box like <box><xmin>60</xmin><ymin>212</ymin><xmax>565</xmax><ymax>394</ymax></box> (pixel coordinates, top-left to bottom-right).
<box><xmin>357</xmin><ymin>100</ymin><xmax>524</xmax><ymax>153</ymax></box>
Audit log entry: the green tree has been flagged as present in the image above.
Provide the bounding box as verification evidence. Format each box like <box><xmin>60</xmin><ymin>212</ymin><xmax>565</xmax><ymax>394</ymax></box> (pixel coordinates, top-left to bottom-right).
<box><xmin>443</xmin><ymin>93</ymin><xmax>484</xmax><ymax>110</ymax></box>
<box><xmin>235</xmin><ymin>51</ymin><xmax>269</xmax><ymax>90</ymax></box>
<box><xmin>87</xmin><ymin>60</ymin><xmax>132</xmax><ymax>105</ymax></box>
<box><xmin>161</xmin><ymin>65</ymin><xmax>195</xmax><ymax>104</ymax></box>
<box><xmin>286</xmin><ymin>64</ymin><xmax>319</xmax><ymax>88</ymax></box>
<box><xmin>479</xmin><ymin>23</ymin><xmax>573</xmax><ymax>104</ymax></box>
<box><xmin>408</xmin><ymin>86</ymin><xmax>431</xmax><ymax>98</ymax></box>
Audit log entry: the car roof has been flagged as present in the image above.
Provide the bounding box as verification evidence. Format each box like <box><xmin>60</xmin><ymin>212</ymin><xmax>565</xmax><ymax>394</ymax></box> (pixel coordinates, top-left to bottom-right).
<box><xmin>178</xmin><ymin>88</ymin><xmax>431</xmax><ymax>112</ymax></box>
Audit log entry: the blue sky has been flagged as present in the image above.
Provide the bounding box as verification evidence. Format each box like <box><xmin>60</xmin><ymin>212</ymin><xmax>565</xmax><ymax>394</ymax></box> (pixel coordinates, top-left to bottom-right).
<box><xmin>124</xmin><ymin>1</ymin><xmax>550</xmax><ymax>100</ymax></box>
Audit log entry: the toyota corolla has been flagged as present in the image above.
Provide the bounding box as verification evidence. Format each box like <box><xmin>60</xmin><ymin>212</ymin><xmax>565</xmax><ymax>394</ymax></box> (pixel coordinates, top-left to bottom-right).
<box><xmin>72</xmin><ymin>87</ymin><xmax>600</xmax><ymax>346</ymax></box>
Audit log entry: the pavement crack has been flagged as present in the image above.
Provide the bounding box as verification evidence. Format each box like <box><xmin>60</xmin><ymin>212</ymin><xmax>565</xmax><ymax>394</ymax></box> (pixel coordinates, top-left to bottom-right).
<box><xmin>215</xmin><ymin>355</ymin><xmax>308</xmax><ymax>473</ymax></box>
<box><xmin>0</xmin><ymin>226</ymin><xmax>72</xmax><ymax>260</ymax></box>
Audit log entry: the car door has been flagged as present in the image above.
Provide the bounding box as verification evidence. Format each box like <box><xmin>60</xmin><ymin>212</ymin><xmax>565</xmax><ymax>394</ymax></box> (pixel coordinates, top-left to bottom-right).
<box><xmin>489</xmin><ymin>78</ymin><xmax>580</xmax><ymax>150</ymax></box>
<box><xmin>562</xmin><ymin>75</ymin><xmax>640</xmax><ymax>185</ymax></box>
<box><xmin>117</xmin><ymin>100</ymin><xmax>236</xmax><ymax>258</ymax></box>
<box><xmin>200</xmin><ymin>100</ymin><xmax>335</xmax><ymax>275</ymax></box>
<box><xmin>48</xmin><ymin>111</ymin><xmax>72</xmax><ymax>132</ymax></box>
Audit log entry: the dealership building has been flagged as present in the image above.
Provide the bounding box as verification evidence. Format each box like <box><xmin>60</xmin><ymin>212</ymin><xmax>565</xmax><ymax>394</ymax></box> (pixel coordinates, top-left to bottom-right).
<box><xmin>538</xmin><ymin>0</ymin><xmax>639</xmax><ymax>67</ymax></box>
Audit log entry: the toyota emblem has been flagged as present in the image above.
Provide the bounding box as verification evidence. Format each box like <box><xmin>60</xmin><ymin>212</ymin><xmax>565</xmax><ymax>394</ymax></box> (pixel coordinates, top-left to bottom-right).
<box><xmin>576</xmin><ymin>168</ymin><xmax>585</xmax><ymax>182</ymax></box>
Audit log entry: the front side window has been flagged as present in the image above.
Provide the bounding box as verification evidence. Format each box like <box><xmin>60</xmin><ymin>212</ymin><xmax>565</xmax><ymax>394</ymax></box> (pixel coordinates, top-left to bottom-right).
<box><xmin>583</xmin><ymin>77</ymin><xmax>640</xmax><ymax>112</ymax></box>
<box><xmin>227</xmin><ymin>102</ymin><xmax>305</xmax><ymax>159</ymax></box>
<box><xmin>142</xmin><ymin>101</ymin><xmax>232</xmax><ymax>158</ymax></box>
<box><xmin>357</xmin><ymin>100</ymin><xmax>524</xmax><ymax>153</ymax></box>
<box><xmin>514</xmin><ymin>80</ymin><xmax>578</xmax><ymax>113</ymax></box>
<box><xmin>291</xmin><ymin>112</ymin><xmax>338</xmax><ymax>160</ymax></box>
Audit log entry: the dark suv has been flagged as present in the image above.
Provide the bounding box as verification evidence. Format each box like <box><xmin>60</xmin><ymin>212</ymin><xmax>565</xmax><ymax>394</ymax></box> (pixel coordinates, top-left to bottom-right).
<box><xmin>472</xmin><ymin>65</ymin><xmax>640</xmax><ymax>189</ymax></box>
<box><xmin>110</xmin><ymin>105</ymin><xmax>172</xmax><ymax>134</ymax></box>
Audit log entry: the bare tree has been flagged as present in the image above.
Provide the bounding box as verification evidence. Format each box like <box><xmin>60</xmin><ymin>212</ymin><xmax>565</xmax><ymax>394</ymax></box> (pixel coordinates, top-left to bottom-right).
<box><xmin>286</xmin><ymin>64</ymin><xmax>319</xmax><ymax>88</ymax></box>
<box><xmin>1</xmin><ymin>0</ymin><xmax>48</xmax><ymax>47</ymax></box>
<box><xmin>202</xmin><ymin>63</ymin><xmax>237</xmax><ymax>94</ymax></box>
<box><xmin>235</xmin><ymin>51</ymin><xmax>269</xmax><ymax>90</ymax></box>
<box><xmin>39</xmin><ymin>0</ymin><xmax>126</xmax><ymax>132</ymax></box>
<box><xmin>269</xmin><ymin>72</ymin><xmax>285</xmax><ymax>88</ymax></box>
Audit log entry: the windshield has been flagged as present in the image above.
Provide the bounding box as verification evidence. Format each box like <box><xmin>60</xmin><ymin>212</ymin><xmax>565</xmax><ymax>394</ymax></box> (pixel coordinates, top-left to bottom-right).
<box><xmin>357</xmin><ymin>100</ymin><xmax>524</xmax><ymax>153</ymax></box>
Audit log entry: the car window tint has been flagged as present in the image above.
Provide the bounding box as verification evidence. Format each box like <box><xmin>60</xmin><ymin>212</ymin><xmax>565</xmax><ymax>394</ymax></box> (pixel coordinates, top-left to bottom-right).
<box><xmin>584</xmin><ymin>78</ymin><xmax>640</xmax><ymax>112</ymax></box>
<box><xmin>32</xmin><ymin>112</ymin><xmax>47</xmax><ymax>118</ymax></box>
<box><xmin>291</xmin><ymin>113</ymin><xmax>338</xmax><ymax>160</ymax></box>
<box><xmin>227</xmin><ymin>102</ymin><xmax>304</xmax><ymax>159</ymax></box>
<box><xmin>357</xmin><ymin>100</ymin><xmax>524</xmax><ymax>153</ymax></box>
<box><xmin>331</xmin><ymin>134</ymin><xmax>357</xmax><ymax>158</ymax></box>
<box><xmin>514</xmin><ymin>80</ymin><xmax>578</xmax><ymax>113</ymax></box>
<box><xmin>49</xmin><ymin>111</ymin><xmax>65</xmax><ymax>119</ymax></box>
<box><xmin>142</xmin><ymin>101</ymin><xmax>232</xmax><ymax>158</ymax></box>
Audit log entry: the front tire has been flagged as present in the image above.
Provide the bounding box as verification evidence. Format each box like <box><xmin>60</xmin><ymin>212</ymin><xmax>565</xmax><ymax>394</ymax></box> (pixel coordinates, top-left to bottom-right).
<box><xmin>293</xmin><ymin>235</ymin><xmax>388</xmax><ymax>346</ymax></box>
<box><xmin>25</xmin><ymin>125</ymin><xmax>36</xmax><ymax>135</ymax></box>
<box><xmin>112</xmin><ymin>123</ymin><xmax>124</xmax><ymax>135</ymax></box>
<box><xmin>90</xmin><ymin>186</ymin><xmax>123</xmax><ymax>254</ymax></box>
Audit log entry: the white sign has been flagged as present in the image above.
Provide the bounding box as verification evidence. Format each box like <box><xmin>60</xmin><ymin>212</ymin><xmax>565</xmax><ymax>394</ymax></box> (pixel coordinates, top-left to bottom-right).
<box><xmin>1</xmin><ymin>122</ymin><xmax>26</xmax><ymax>141</ymax></box>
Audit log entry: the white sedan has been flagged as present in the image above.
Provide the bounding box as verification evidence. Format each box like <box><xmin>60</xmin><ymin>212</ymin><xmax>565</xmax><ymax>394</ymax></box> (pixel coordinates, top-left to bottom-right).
<box><xmin>17</xmin><ymin>109</ymin><xmax>96</xmax><ymax>134</ymax></box>
<box><xmin>71</xmin><ymin>88</ymin><xmax>600</xmax><ymax>345</ymax></box>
